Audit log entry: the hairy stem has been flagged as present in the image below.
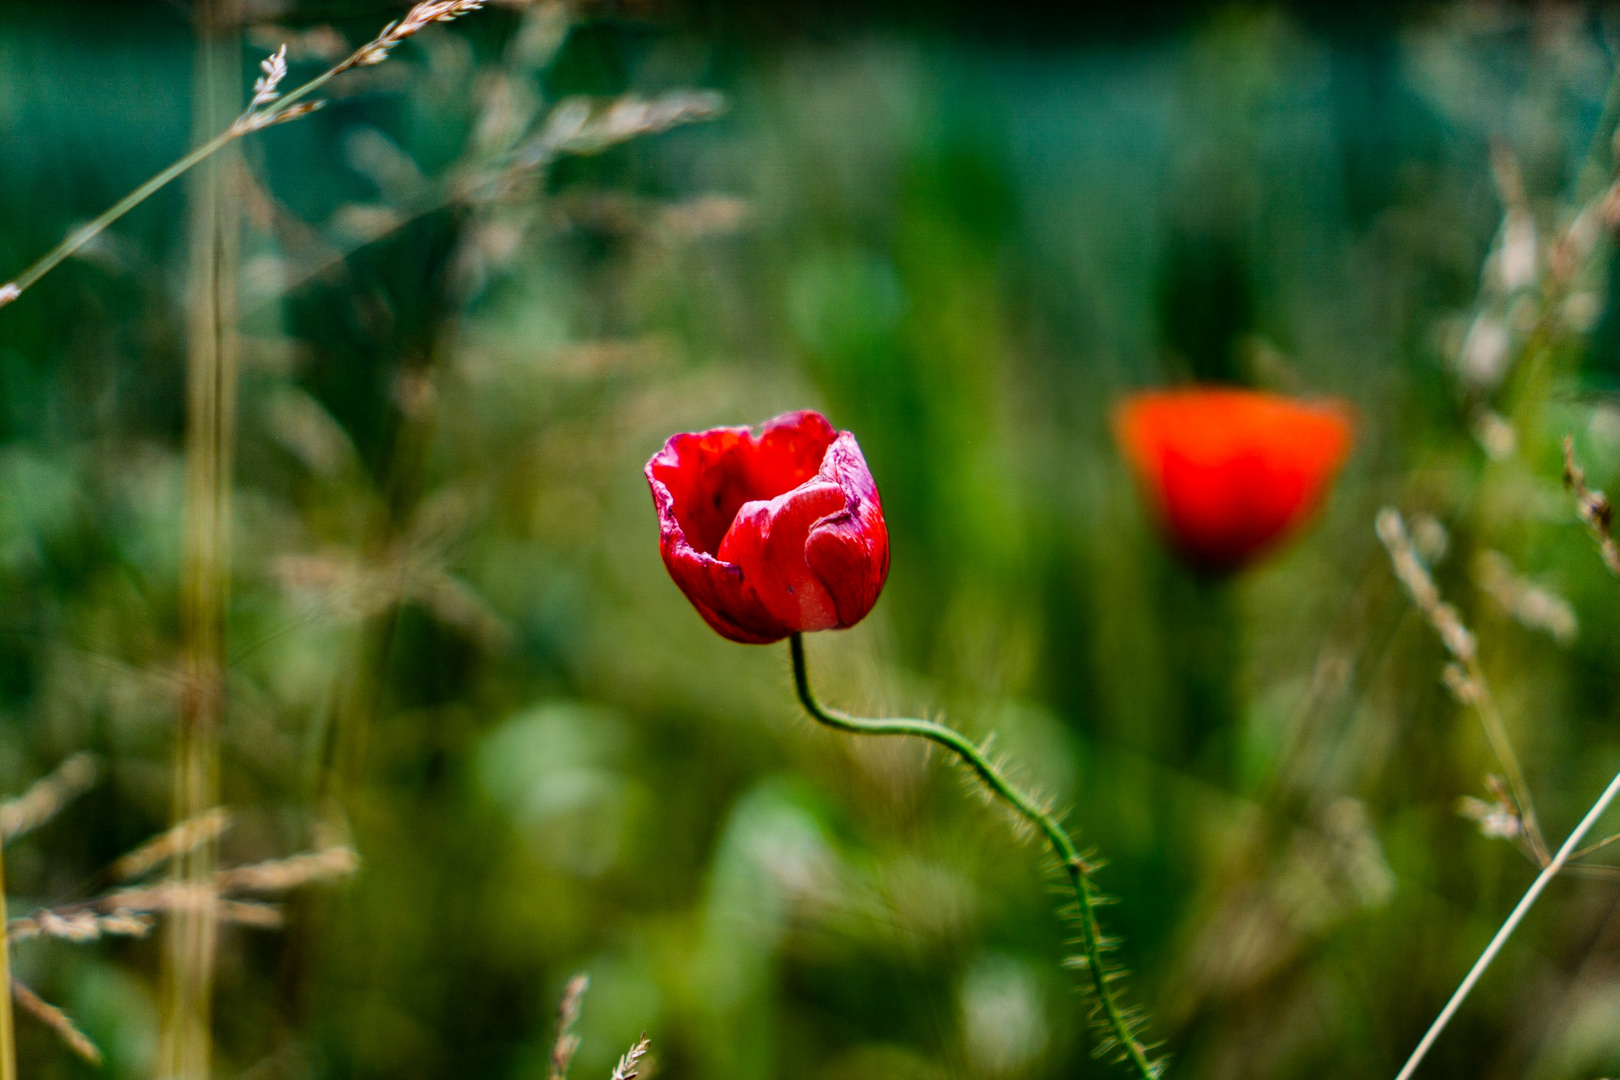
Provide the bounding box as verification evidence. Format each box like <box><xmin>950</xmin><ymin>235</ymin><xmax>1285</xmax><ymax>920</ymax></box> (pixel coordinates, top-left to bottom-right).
<box><xmin>789</xmin><ymin>634</ymin><xmax>1159</xmax><ymax>1079</ymax></box>
<box><xmin>1393</xmin><ymin>765</ymin><xmax>1620</xmax><ymax>1080</ymax></box>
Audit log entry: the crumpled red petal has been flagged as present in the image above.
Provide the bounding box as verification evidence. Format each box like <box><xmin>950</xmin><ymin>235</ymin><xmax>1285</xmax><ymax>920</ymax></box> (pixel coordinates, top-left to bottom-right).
<box><xmin>647</xmin><ymin>411</ymin><xmax>890</xmax><ymax>643</ymax></box>
<box><xmin>803</xmin><ymin>433</ymin><xmax>889</xmax><ymax>627</ymax></box>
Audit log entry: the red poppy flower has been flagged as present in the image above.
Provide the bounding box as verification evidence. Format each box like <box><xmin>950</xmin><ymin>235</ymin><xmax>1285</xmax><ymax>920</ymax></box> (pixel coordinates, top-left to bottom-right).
<box><xmin>646</xmin><ymin>410</ymin><xmax>890</xmax><ymax>644</ymax></box>
<box><xmin>1113</xmin><ymin>388</ymin><xmax>1353</xmax><ymax>571</ymax></box>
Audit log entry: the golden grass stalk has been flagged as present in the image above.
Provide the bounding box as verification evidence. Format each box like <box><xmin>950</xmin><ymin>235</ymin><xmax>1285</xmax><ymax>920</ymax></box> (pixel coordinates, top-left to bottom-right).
<box><xmin>0</xmin><ymin>848</ymin><xmax>16</xmax><ymax>1080</ymax></box>
<box><xmin>158</xmin><ymin>6</ymin><xmax>239</xmax><ymax>1075</ymax></box>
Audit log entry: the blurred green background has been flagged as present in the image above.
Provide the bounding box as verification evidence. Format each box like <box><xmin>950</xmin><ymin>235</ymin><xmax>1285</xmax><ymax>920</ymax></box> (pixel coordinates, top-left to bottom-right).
<box><xmin>4</xmin><ymin>1</ymin><xmax>1620</xmax><ymax>1078</ymax></box>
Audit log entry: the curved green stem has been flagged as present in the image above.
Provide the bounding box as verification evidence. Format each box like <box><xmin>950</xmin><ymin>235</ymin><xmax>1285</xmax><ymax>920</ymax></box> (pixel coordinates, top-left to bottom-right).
<box><xmin>789</xmin><ymin>633</ymin><xmax>1161</xmax><ymax>1079</ymax></box>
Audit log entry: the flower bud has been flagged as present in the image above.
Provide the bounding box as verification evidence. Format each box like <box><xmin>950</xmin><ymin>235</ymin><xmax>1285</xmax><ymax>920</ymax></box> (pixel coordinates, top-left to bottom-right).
<box><xmin>646</xmin><ymin>410</ymin><xmax>889</xmax><ymax>643</ymax></box>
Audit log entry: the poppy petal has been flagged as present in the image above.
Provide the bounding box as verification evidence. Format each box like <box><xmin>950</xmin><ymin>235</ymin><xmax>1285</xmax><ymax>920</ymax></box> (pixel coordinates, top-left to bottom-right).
<box><xmin>805</xmin><ymin>433</ymin><xmax>890</xmax><ymax>627</ymax></box>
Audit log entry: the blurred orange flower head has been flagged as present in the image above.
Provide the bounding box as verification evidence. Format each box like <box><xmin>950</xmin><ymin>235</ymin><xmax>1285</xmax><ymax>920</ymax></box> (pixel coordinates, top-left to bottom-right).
<box><xmin>1114</xmin><ymin>388</ymin><xmax>1354</xmax><ymax>572</ymax></box>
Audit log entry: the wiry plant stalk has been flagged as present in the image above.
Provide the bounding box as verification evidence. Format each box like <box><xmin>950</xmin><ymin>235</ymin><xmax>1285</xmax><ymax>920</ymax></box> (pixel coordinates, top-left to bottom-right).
<box><xmin>1376</xmin><ymin>509</ymin><xmax>1549</xmax><ymax>860</ymax></box>
<box><xmin>789</xmin><ymin>634</ymin><xmax>1161</xmax><ymax>1079</ymax></box>
<box><xmin>1393</xmin><ymin>767</ymin><xmax>1620</xmax><ymax>1080</ymax></box>
<box><xmin>1394</xmin><ymin>435</ymin><xmax>1620</xmax><ymax>1077</ymax></box>
<box><xmin>159</xmin><ymin>5</ymin><xmax>240</xmax><ymax>1076</ymax></box>
<box><xmin>0</xmin><ymin>1</ymin><xmax>490</xmax><ymax>311</ymax></box>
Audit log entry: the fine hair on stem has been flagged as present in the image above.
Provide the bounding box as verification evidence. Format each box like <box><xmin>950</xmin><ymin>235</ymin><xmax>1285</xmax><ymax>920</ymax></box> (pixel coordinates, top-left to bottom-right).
<box><xmin>789</xmin><ymin>633</ymin><xmax>1163</xmax><ymax>1079</ymax></box>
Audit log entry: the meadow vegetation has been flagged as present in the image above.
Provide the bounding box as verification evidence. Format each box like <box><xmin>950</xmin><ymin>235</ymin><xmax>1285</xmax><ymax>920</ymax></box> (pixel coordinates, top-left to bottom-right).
<box><xmin>4</xmin><ymin>3</ymin><xmax>1620</xmax><ymax>1079</ymax></box>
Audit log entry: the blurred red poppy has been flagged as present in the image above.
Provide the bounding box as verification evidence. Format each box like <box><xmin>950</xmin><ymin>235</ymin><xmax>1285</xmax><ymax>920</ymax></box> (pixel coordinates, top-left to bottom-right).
<box><xmin>647</xmin><ymin>410</ymin><xmax>890</xmax><ymax>643</ymax></box>
<box><xmin>1114</xmin><ymin>388</ymin><xmax>1354</xmax><ymax>572</ymax></box>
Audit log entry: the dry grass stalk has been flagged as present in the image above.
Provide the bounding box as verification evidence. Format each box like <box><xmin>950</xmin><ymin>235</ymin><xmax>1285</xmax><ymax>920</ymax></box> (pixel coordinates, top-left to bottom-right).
<box><xmin>548</xmin><ymin>973</ymin><xmax>589</xmax><ymax>1080</ymax></box>
<box><xmin>105</xmin><ymin>848</ymin><xmax>356</xmax><ymax>919</ymax></box>
<box><xmin>1569</xmin><ymin>830</ymin><xmax>1620</xmax><ymax>860</ymax></box>
<box><xmin>609</xmin><ymin>1034</ymin><xmax>650</xmax><ymax>1080</ymax></box>
<box><xmin>246</xmin><ymin>82</ymin><xmax>728</xmax><ymax>322</ymax></box>
<box><xmin>110</xmin><ymin>808</ymin><xmax>232</xmax><ymax>883</ymax></box>
<box><xmin>1376</xmin><ymin>508</ymin><xmax>1548</xmax><ymax>861</ymax></box>
<box><xmin>111</xmin><ymin>883</ymin><xmax>230</xmax><ymax>915</ymax></box>
<box><xmin>9</xmin><ymin>839</ymin><xmax>354</xmax><ymax>953</ymax></box>
<box><xmin>527</xmin><ymin>92</ymin><xmax>726</xmax><ymax>162</ymax></box>
<box><xmin>231</xmin><ymin>100</ymin><xmax>326</xmax><ymax>137</ymax></box>
<box><xmin>216</xmin><ymin>899</ymin><xmax>284</xmax><ymax>928</ymax></box>
<box><xmin>1394</xmin><ymin>392</ymin><xmax>1620</xmax><ymax>1075</ymax></box>
<box><xmin>356</xmin><ymin>1</ymin><xmax>489</xmax><ymax>66</ymax></box>
<box><xmin>251</xmin><ymin>45</ymin><xmax>287</xmax><ymax>106</ymax></box>
<box><xmin>1473</xmin><ymin>550</ymin><xmax>1578</xmax><ymax>645</ymax></box>
<box><xmin>1562</xmin><ymin>436</ymin><xmax>1620</xmax><ymax>576</ymax></box>
<box><xmin>0</xmin><ymin>752</ymin><xmax>103</xmax><ymax>1080</ymax></box>
<box><xmin>1457</xmin><ymin>775</ymin><xmax>1525</xmax><ymax>842</ymax></box>
<box><xmin>0</xmin><ymin>0</ymin><xmax>499</xmax><ymax>310</ymax></box>
<box><xmin>1549</xmin><ymin>121</ymin><xmax>1620</xmax><ymax>282</ymax></box>
<box><xmin>274</xmin><ymin>548</ymin><xmax>510</xmax><ymax>650</ymax></box>
<box><xmin>0</xmin><ymin>717</ymin><xmax>98</xmax><ymax>1080</ymax></box>
<box><xmin>0</xmin><ymin>753</ymin><xmax>98</xmax><ymax>843</ymax></box>
<box><xmin>11</xmin><ymin>978</ymin><xmax>101</xmax><ymax>1065</ymax></box>
<box><xmin>1375</xmin><ymin>509</ymin><xmax>1476</xmax><ymax>662</ymax></box>
<box><xmin>63</xmin><ymin>886</ymin><xmax>285</xmax><ymax>931</ymax></box>
<box><xmin>245</xmin><ymin>24</ymin><xmax>350</xmax><ymax>64</ymax></box>
<box><xmin>8</xmin><ymin>909</ymin><xmax>153</xmax><ymax>944</ymax></box>
<box><xmin>213</xmin><ymin>846</ymin><xmax>360</xmax><ymax>893</ymax></box>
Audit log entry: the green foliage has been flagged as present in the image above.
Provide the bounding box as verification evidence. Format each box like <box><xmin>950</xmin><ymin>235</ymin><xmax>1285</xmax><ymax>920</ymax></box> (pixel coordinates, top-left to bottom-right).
<box><xmin>4</xmin><ymin>4</ymin><xmax>1620</xmax><ymax>1080</ymax></box>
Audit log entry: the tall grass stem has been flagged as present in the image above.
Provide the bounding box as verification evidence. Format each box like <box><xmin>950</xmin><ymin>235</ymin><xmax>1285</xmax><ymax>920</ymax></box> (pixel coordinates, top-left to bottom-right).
<box><xmin>158</xmin><ymin>9</ymin><xmax>239</xmax><ymax>1076</ymax></box>
<box><xmin>0</xmin><ymin>846</ymin><xmax>17</xmax><ymax>1080</ymax></box>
